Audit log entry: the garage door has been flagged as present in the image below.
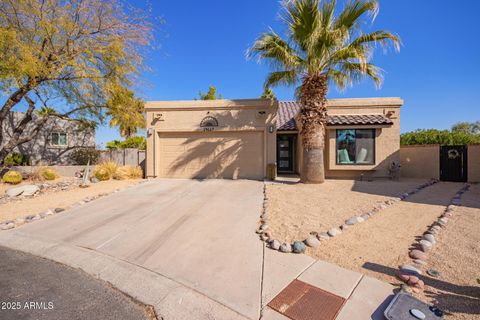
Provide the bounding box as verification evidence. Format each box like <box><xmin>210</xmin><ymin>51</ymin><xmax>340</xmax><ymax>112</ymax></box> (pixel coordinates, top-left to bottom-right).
<box><xmin>157</xmin><ymin>131</ymin><xmax>264</xmax><ymax>179</ymax></box>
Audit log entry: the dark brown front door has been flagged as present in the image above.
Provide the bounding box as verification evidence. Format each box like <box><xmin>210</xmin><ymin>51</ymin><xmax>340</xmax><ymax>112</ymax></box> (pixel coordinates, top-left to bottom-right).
<box><xmin>277</xmin><ymin>135</ymin><xmax>295</xmax><ymax>173</ymax></box>
<box><xmin>440</xmin><ymin>145</ymin><xmax>468</xmax><ymax>182</ymax></box>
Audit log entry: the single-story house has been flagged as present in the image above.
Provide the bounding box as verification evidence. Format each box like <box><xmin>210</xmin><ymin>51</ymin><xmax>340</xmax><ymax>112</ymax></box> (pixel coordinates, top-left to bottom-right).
<box><xmin>1</xmin><ymin>112</ymin><xmax>96</xmax><ymax>165</ymax></box>
<box><xmin>144</xmin><ymin>97</ymin><xmax>403</xmax><ymax>180</ymax></box>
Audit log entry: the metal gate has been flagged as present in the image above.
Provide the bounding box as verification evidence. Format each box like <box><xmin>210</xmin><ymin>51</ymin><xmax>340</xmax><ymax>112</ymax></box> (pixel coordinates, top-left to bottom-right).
<box><xmin>440</xmin><ymin>145</ymin><xmax>468</xmax><ymax>182</ymax></box>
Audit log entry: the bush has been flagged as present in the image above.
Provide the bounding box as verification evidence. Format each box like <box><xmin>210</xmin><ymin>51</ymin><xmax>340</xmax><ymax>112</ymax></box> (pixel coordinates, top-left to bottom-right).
<box><xmin>3</xmin><ymin>153</ymin><xmax>30</xmax><ymax>166</ymax></box>
<box><xmin>113</xmin><ymin>165</ymin><xmax>143</xmax><ymax>180</ymax></box>
<box><xmin>2</xmin><ymin>170</ymin><xmax>23</xmax><ymax>184</ymax></box>
<box><xmin>94</xmin><ymin>168</ymin><xmax>111</xmax><ymax>181</ymax></box>
<box><xmin>69</xmin><ymin>148</ymin><xmax>100</xmax><ymax>165</ymax></box>
<box><xmin>106</xmin><ymin>136</ymin><xmax>146</xmax><ymax>150</ymax></box>
<box><xmin>401</xmin><ymin>129</ymin><xmax>480</xmax><ymax>146</ymax></box>
<box><xmin>93</xmin><ymin>161</ymin><xmax>118</xmax><ymax>181</ymax></box>
<box><xmin>41</xmin><ymin>168</ymin><xmax>58</xmax><ymax>181</ymax></box>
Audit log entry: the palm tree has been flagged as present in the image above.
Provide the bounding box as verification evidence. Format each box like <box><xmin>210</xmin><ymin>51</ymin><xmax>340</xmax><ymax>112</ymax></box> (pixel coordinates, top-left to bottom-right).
<box><xmin>248</xmin><ymin>0</ymin><xmax>400</xmax><ymax>183</ymax></box>
<box><xmin>106</xmin><ymin>89</ymin><xmax>146</xmax><ymax>138</ymax></box>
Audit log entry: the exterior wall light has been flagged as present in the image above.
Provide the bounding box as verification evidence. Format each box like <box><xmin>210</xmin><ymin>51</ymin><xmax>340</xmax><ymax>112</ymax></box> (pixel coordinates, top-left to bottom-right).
<box><xmin>269</xmin><ymin>125</ymin><xmax>275</xmax><ymax>133</ymax></box>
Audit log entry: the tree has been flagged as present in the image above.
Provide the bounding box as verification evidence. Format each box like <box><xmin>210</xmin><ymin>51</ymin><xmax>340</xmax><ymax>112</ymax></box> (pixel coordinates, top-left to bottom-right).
<box><xmin>106</xmin><ymin>136</ymin><xmax>146</xmax><ymax>150</ymax></box>
<box><xmin>197</xmin><ymin>86</ymin><xmax>222</xmax><ymax>100</ymax></box>
<box><xmin>451</xmin><ymin>121</ymin><xmax>480</xmax><ymax>135</ymax></box>
<box><xmin>248</xmin><ymin>0</ymin><xmax>399</xmax><ymax>183</ymax></box>
<box><xmin>260</xmin><ymin>87</ymin><xmax>276</xmax><ymax>100</ymax></box>
<box><xmin>401</xmin><ymin>127</ymin><xmax>480</xmax><ymax>146</ymax></box>
<box><xmin>106</xmin><ymin>88</ymin><xmax>146</xmax><ymax>137</ymax></box>
<box><xmin>0</xmin><ymin>0</ymin><xmax>153</xmax><ymax>163</ymax></box>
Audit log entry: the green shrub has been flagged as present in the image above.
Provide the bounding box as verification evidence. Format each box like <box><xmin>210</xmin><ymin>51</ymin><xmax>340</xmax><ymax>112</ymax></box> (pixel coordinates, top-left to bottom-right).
<box><xmin>106</xmin><ymin>136</ymin><xmax>146</xmax><ymax>150</ymax></box>
<box><xmin>69</xmin><ymin>148</ymin><xmax>100</xmax><ymax>165</ymax></box>
<box><xmin>41</xmin><ymin>168</ymin><xmax>58</xmax><ymax>180</ymax></box>
<box><xmin>94</xmin><ymin>168</ymin><xmax>111</xmax><ymax>181</ymax></box>
<box><xmin>2</xmin><ymin>170</ymin><xmax>23</xmax><ymax>184</ymax></box>
<box><xmin>3</xmin><ymin>153</ymin><xmax>30</xmax><ymax>166</ymax></box>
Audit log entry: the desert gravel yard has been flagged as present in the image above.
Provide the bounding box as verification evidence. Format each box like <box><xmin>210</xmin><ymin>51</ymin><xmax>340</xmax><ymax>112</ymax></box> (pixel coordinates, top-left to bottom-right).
<box><xmin>418</xmin><ymin>184</ymin><xmax>480</xmax><ymax>320</ymax></box>
<box><xmin>266</xmin><ymin>178</ymin><xmax>427</xmax><ymax>242</ymax></box>
<box><xmin>0</xmin><ymin>179</ymin><xmax>142</xmax><ymax>223</ymax></box>
<box><xmin>266</xmin><ymin>179</ymin><xmax>480</xmax><ymax>319</ymax></box>
<box><xmin>305</xmin><ymin>181</ymin><xmax>464</xmax><ymax>281</ymax></box>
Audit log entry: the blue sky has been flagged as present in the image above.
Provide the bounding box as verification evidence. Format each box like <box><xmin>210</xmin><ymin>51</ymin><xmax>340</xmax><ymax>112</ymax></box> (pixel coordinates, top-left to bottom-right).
<box><xmin>82</xmin><ymin>1</ymin><xmax>480</xmax><ymax>146</ymax></box>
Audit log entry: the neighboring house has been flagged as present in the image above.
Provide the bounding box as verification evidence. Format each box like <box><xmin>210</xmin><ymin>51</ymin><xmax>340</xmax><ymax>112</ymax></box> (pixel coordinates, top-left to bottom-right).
<box><xmin>144</xmin><ymin>97</ymin><xmax>403</xmax><ymax>180</ymax></box>
<box><xmin>1</xmin><ymin>112</ymin><xmax>96</xmax><ymax>165</ymax></box>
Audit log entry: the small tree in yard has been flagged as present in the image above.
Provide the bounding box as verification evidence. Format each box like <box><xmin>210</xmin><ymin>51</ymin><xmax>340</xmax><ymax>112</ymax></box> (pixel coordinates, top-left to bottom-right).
<box><xmin>197</xmin><ymin>86</ymin><xmax>222</xmax><ymax>100</ymax></box>
<box><xmin>0</xmin><ymin>0</ymin><xmax>153</xmax><ymax>163</ymax></box>
<box><xmin>248</xmin><ymin>0</ymin><xmax>399</xmax><ymax>183</ymax></box>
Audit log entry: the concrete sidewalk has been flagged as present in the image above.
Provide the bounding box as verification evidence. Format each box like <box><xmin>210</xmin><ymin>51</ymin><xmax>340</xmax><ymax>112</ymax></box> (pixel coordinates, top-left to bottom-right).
<box><xmin>0</xmin><ymin>179</ymin><xmax>395</xmax><ymax>320</ymax></box>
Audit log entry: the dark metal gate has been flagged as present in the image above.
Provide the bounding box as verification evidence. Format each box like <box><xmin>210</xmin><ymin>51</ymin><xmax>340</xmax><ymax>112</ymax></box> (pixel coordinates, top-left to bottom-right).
<box><xmin>440</xmin><ymin>145</ymin><xmax>468</xmax><ymax>182</ymax></box>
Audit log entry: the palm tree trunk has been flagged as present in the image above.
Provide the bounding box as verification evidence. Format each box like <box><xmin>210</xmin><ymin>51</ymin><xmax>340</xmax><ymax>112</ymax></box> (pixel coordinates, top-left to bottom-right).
<box><xmin>298</xmin><ymin>75</ymin><xmax>328</xmax><ymax>184</ymax></box>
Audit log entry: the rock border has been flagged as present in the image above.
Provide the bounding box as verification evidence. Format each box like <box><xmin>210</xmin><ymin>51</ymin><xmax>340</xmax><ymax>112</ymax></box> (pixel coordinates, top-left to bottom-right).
<box><xmin>0</xmin><ymin>180</ymin><xmax>147</xmax><ymax>231</ymax></box>
<box><xmin>395</xmin><ymin>183</ymin><xmax>470</xmax><ymax>294</ymax></box>
<box><xmin>257</xmin><ymin>178</ymin><xmax>439</xmax><ymax>254</ymax></box>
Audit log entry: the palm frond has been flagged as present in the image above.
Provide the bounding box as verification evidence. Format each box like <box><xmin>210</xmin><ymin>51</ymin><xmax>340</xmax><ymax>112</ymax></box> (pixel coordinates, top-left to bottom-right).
<box><xmin>282</xmin><ymin>0</ymin><xmax>321</xmax><ymax>52</ymax></box>
<box><xmin>264</xmin><ymin>70</ymin><xmax>299</xmax><ymax>89</ymax></box>
<box><xmin>350</xmin><ymin>30</ymin><xmax>401</xmax><ymax>52</ymax></box>
<box><xmin>246</xmin><ymin>30</ymin><xmax>302</xmax><ymax>69</ymax></box>
<box><xmin>334</xmin><ymin>0</ymin><xmax>379</xmax><ymax>30</ymax></box>
<box><xmin>339</xmin><ymin>62</ymin><xmax>383</xmax><ymax>88</ymax></box>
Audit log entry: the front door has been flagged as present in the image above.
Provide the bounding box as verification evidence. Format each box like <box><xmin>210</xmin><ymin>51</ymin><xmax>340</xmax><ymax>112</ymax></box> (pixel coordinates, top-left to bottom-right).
<box><xmin>440</xmin><ymin>145</ymin><xmax>468</xmax><ymax>182</ymax></box>
<box><xmin>277</xmin><ymin>135</ymin><xmax>295</xmax><ymax>173</ymax></box>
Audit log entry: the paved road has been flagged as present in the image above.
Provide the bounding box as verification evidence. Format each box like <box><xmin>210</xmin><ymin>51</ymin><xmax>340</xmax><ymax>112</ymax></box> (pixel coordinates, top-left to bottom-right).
<box><xmin>0</xmin><ymin>246</ymin><xmax>154</xmax><ymax>320</ymax></box>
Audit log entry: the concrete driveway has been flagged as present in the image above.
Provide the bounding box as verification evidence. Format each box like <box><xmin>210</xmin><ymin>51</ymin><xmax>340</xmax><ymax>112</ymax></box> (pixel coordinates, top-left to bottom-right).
<box><xmin>0</xmin><ymin>179</ymin><xmax>265</xmax><ymax>319</ymax></box>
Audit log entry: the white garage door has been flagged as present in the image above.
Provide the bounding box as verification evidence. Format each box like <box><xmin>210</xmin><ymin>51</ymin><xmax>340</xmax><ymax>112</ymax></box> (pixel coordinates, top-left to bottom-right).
<box><xmin>157</xmin><ymin>131</ymin><xmax>264</xmax><ymax>180</ymax></box>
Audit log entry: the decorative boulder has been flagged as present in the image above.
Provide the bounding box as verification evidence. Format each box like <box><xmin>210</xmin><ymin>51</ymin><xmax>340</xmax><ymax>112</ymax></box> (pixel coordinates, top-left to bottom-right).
<box><xmin>292</xmin><ymin>241</ymin><xmax>306</xmax><ymax>253</ymax></box>
<box><xmin>410</xmin><ymin>249</ymin><xmax>428</xmax><ymax>261</ymax></box>
<box><xmin>269</xmin><ymin>240</ymin><xmax>281</xmax><ymax>250</ymax></box>
<box><xmin>305</xmin><ymin>237</ymin><xmax>320</xmax><ymax>247</ymax></box>
<box><xmin>6</xmin><ymin>185</ymin><xmax>40</xmax><ymax>197</ymax></box>
<box><xmin>423</xmin><ymin>234</ymin><xmax>436</xmax><ymax>244</ymax></box>
<box><xmin>327</xmin><ymin>228</ymin><xmax>340</xmax><ymax>237</ymax></box>
<box><xmin>280</xmin><ymin>243</ymin><xmax>292</xmax><ymax>253</ymax></box>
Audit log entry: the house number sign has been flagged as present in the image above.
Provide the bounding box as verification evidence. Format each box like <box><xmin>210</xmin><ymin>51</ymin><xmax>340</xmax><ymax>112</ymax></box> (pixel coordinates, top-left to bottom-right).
<box><xmin>200</xmin><ymin>116</ymin><xmax>219</xmax><ymax>132</ymax></box>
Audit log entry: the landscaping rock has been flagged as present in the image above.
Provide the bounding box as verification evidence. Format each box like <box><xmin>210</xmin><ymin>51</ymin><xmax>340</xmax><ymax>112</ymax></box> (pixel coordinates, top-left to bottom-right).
<box><xmin>413</xmin><ymin>259</ymin><xmax>427</xmax><ymax>266</ymax></box>
<box><xmin>54</xmin><ymin>207</ymin><xmax>65</xmax><ymax>213</ymax></box>
<box><xmin>423</xmin><ymin>234</ymin><xmax>436</xmax><ymax>244</ymax></box>
<box><xmin>269</xmin><ymin>240</ymin><xmax>281</xmax><ymax>250</ymax></box>
<box><xmin>438</xmin><ymin>218</ymin><xmax>448</xmax><ymax>226</ymax></box>
<box><xmin>407</xmin><ymin>276</ymin><xmax>420</xmax><ymax>286</ymax></box>
<box><xmin>280</xmin><ymin>243</ymin><xmax>292</xmax><ymax>253</ymax></box>
<box><xmin>327</xmin><ymin>228</ymin><xmax>340</xmax><ymax>237</ymax></box>
<box><xmin>419</xmin><ymin>240</ymin><xmax>433</xmax><ymax>252</ymax></box>
<box><xmin>401</xmin><ymin>265</ymin><xmax>423</xmax><ymax>276</ymax></box>
<box><xmin>360</xmin><ymin>213</ymin><xmax>370</xmax><ymax>220</ymax></box>
<box><xmin>14</xmin><ymin>218</ymin><xmax>25</xmax><ymax>226</ymax></box>
<box><xmin>25</xmin><ymin>214</ymin><xmax>36</xmax><ymax>220</ymax></box>
<box><xmin>6</xmin><ymin>185</ymin><xmax>40</xmax><ymax>197</ymax></box>
<box><xmin>427</xmin><ymin>269</ymin><xmax>440</xmax><ymax>278</ymax></box>
<box><xmin>292</xmin><ymin>241</ymin><xmax>306</xmax><ymax>253</ymax></box>
<box><xmin>346</xmin><ymin>216</ymin><xmax>364</xmax><ymax>225</ymax></box>
<box><xmin>0</xmin><ymin>223</ymin><xmax>14</xmax><ymax>230</ymax></box>
<box><xmin>304</xmin><ymin>236</ymin><xmax>320</xmax><ymax>247</ymax></box>
<box><xmin>317</xmin><ymin>232</ymin><xmax>330</xmax><ymax>241</ymax></box>
<box><xmin>410</xmin><ymin>249</ymin><xmax>428</xmax><ymax>261</ymax></box>
<box><xmin>340</xmin><ymin>224</ymin><xmax>349</xmax><ymax>231</ymax></box>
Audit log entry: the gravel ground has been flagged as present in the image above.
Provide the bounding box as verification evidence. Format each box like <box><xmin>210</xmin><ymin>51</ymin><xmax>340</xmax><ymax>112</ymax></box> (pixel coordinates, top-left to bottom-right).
<box><xmin>417</xmin><ymin>184</ymin><xmax>480</xmax><ymax>320</ymax></box>
<box><xmin>0</xmin><ymin>246</ymin><xmax>156</xmax><ymax>320</ymax></box>
<box><xmin>0</xmin><ymin>179</ymin><xmax>142</xmax><ymax>223</ymax></box>
<box><xmin>266</xmin><ymin>178</ymin><xmax>427</xmax><ymax>242</ymax></box>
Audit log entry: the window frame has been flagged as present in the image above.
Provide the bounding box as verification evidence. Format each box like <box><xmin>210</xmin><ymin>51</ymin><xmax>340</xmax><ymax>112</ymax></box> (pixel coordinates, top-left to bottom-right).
<box><xmin>335</xmin><ymin>129</ymin><xmax>376</xmax><ymax>166</ymax></box>
<box><xmin>50</xmin><ymin>132</ymin><xmax>68</xmax><ymax>147</ymax></box>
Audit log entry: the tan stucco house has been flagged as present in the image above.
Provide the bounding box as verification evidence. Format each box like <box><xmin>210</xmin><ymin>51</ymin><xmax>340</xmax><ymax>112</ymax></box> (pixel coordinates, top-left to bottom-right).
<box><xmin>145</xmin><ymin>97</ymin><xmax>403</xmax><ymax>180</ymax></box>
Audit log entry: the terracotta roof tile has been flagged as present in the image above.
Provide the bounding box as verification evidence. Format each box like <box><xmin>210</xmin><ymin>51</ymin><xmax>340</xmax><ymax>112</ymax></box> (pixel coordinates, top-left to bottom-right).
<box><xmin>277</xmin><ymin>101</ymin><xmax>393</xmax><ymax>131</ymax></box>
